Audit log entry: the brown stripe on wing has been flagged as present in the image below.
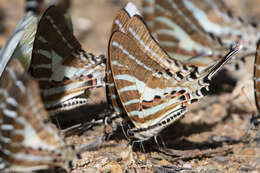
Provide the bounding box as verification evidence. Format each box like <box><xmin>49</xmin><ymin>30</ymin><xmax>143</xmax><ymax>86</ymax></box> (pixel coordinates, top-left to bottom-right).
<box><xmin>106</xmin><ymin>7</ymin><xmax>135</xmax><ymax>114</ymax></box>
<box><xmin>126</xmin><ymin>15</ymin><xmax>182</xmax><ymax>72</ymax></box>
<box><xmin>190</xmin><ymin>1</ymin><xmax>230</xmax><ymax>26</ymax></box>
<box><xmin>31</xmin><ymin>6</ymin><xmax>82</xmax><ymax>84</ymax></box>
<box><xmin>111</xmin><ymin>7</ymin><xmax>132</xmax><ymax>33</ymax></box>
<box><xmin>155</xmin><ymin>0</ymin><xmax>215</xmax><ymax>34</ymax></box>
<box><xmin>106</xmin><ymin>48</ymin><xmax>124</xmax><ymax>114</ymax></box>
<box><xmin>151</xmin><ymin>0</ymin><xmax>256</xmax><ymax>65</ymax></box>
<box><xmin>142</xmin><ymin>0</ymin><xmax>155</xmax><ymax>29</ymax></box>
<box><xmin>153</xmin><ymin>1</ymin><xmax>223</xmax><ymax>53</ymax></box>
<box><xmin>43</xmin><ymin>80</ymin><xmax>93</xmax><ymax>102</ymax></box>
<box><xmin>130</xmin><ymin>102</ymin><xmax>182</xmax><ymax>124</ymax></box>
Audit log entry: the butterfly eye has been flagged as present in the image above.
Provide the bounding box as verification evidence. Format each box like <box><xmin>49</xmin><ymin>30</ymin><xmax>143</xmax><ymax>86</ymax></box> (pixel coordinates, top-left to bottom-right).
<box><xmin>251</xmin><ymin>22</ymin><xmax>258</xmax><ymax>28</ymax></box>
<box><xmin>84</xmin><ymin>89</ymin><xmax>91</xmax><ymax>97</ymax></box>
<box><xmin>127</xmin><ymin>129</ymin><xmax>134</xmax><ymax>137</ymax></box>
<box><xmin>105</xmin><ymin>116</ymin><xmax>112</xmax><ymax>124</ymax></box>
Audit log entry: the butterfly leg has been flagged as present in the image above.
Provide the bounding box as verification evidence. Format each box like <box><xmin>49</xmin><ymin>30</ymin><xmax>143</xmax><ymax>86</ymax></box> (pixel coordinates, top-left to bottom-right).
<box><xmin>154</xmin><ymin>134</ymin><xmax>167</xmax><ymax>149</ymax></box>
<box><xmin>103</xmin><ymin>110</ymin><xmax>124</xmax><ymax>140</ymax></box>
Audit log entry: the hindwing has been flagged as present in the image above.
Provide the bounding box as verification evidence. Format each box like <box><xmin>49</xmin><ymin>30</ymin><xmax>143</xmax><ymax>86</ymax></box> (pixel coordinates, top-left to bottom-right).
<box><xmin>31</xmin><ymin>6</ymin><xmax>105</xmax><ymax>114</ymax></box>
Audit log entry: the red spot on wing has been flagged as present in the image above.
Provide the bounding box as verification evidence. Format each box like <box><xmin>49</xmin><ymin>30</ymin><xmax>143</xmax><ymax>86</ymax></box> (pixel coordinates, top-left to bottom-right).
<box><xmin>176</xmin><ymin>92</ymin><xmax>181</xmax><ymax>96</ymax></box>
<box><xmin>153</xmin><ymin>98</ymin><xmax>160</xmax><ymax>102</ymax></box>
<box><xmin>183</xmin><ymin>93</ymin><xmax>190</xmax><ymax>106</ymax></box>
<box><xmin>85</xmin><ymin>76</ymin><xmax>90</xmax><ymax>80</ymax></box>
<box><xmin>142</xmin><ymin>100</ymin><xmax>153</xmax><ymax>108</ymax></box>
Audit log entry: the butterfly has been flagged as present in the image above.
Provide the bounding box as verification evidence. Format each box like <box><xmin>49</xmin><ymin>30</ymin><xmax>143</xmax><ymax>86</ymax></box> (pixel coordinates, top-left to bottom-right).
<box><xmin>0</xmin><ymin>58</ymin><xmax>77</xmax><ymax>172</ymax></box>
<box><xmin>142</xmin><ymin>0</ymin><xmax>258</xmax><ymax>67</ymax></box>
<box><xmin>30</xmin><ymin>6</ymin><xmax>105</xmax><ymax>115</ymax></box>
<box><xmin>0</xmin><ymin>12</ymin><xmax>38</xmax><ymax>77</ymax></box>
<box><xmin>106</xmin><ymin>2</ymin><xmax>241</xmax><ymax>141</ymax></box>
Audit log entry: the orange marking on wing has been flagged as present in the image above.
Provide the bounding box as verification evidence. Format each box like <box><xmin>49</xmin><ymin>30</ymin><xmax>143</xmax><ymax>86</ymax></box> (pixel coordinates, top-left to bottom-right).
<box><xmin>176</xmin><ymin>92</ymin><xmax>181</xmax><ymax>96</ymax></box>
<box><xmin>185</xmin><ymin>93</ymin><xmax>190</xmax><ymax>100</ymax></box>
<box><xmin>50</xmin><ymin>80</ymin><xmax>61</xmax><ymax>87</ymax></box>
<box><xmin>153</xmin><ymin>98</ymin><xmax>160</xmax><ymax>102</ymax></box>
<box><xmin>183</xmin><ymin>94</ymin><xmax>190</xmax><ymax>106</ymax></box>
<box><xmin>142</xmin><ymin>101</ymin><xmax>153</xmax><ymax>107</ymax></box>
<box><xmin>85</xmin><ymin>76</ymin><xmax>90</xmax><ymax>80</ymax></box>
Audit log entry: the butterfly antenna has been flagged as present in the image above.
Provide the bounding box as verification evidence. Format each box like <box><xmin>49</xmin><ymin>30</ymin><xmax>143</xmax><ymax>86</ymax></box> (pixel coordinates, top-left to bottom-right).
<box><xmin>207</xmin><ymin>43</ymin><xmax>242</xmax><ymax>80</ymax></box>
<box><xmin>53</xmin><ymin>116</ymin><xmax>62</xmax><ymax>130</ymax></box>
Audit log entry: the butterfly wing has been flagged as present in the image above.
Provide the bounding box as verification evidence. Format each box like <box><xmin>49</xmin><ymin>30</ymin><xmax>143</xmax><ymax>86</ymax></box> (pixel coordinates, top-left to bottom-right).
<box><xmin>0</xmin><ymin>12</ymin><xmax>37</xmax><ymax>77</ymax></box>
<box><xmin>0</xmin><ymin>59</ymin><xmax>74</xmax><ymax>172</ymax></box>
<box><xmin>31</xmin><ymin>6</ymin><xmax>105</xmax><ymax>113</ymax></box>
<box><xmin>142</xmin><ymin>0</ymin><xmax>155</xmax><ymax>29</ymax></box>
<box><xmin>144</xmin><ymin>0</ymin><xmax>257</xmax><ymax>66</ymax></box>
<box><xmin>12</xmin><ymin>13</ymin><xmax>38</xmax><ymax>71</ymax></box>
<box><xmin>109</xmin><ymin>31</ymin><xmax>184</xmax><ymax>128</ymax></box>
<box><xmin>106</xmin><ymin>8</ymin><xmax>133</xmax><ymax>114</ymax></box>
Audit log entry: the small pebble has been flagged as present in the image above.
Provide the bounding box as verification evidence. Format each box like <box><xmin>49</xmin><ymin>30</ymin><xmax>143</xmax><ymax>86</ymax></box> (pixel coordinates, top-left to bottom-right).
<box><xmin>183</xmin><ymin>163</ymin><xmax>192</xmax><ymax>169</ymax></box>
<box><xmin>104</xmin><ymin>170</ymin><xmax>112</xmax><ymax>173</ymax></box>
<box><xmin>104</xmin><ymin>153</ymin><xmax>121</xmax><ymax>162</ymax></box>
<box><xmin>83</xmin><ymin>167</ymin><xmax>99</xmax><ymax>173</ymax></box>
<box><xmin>252</xmin><ymin>157</ymin><xmax>260</xmax><ymax>167</ymax></box>
<box><xmin>250</xmin><ymin>171</ymin><xmax>259</xmax><ymax>173</ymax></box>
<box><xmin>205</xmin><ymin>169</ymin><xmax>217</xmax><ymax>173</ymax></box>
<box><xmin>213</xmin><ymin>156</ymin><xmax>229</xmax><ymax>164</ymax></box>
<box><xmin>211</xmin><ymin>135</ymin><xmax>236</xmax><ymax>143</ymax></box>
<box><xmin>240</xmin><ymin>165</ymin><xmax>255</xmax><ymax>172</ymax></box>
<box><xmin>125</xmin><ymin>168</ymin><xmax>136</xmax><ymax>173</ymax></box>
<box><xmin>196</xmin><ymin>165</ymin><xmax>217</xmax><ymax>173</ymax></box>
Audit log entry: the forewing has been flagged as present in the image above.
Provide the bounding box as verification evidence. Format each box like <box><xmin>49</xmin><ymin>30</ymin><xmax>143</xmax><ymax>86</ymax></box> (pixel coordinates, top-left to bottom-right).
<box><xmin>106</xmin><ymin>8</ymin><xmax>133</xmax><ymax>113</ymax></box>
<box><xmin>126</xmin><ymin>15</ymin><xmax>182</xmax><ymax>72</ymax></box>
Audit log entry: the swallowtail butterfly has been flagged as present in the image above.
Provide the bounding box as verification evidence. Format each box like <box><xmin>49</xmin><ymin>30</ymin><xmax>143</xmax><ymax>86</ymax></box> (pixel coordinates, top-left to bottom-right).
<box><xmin>106</xmin><ymin>2</ymin><xmax>241</xmax><ymax>141</ymax></box>
<box><xmin>0</xmin><ymin>59</ymin><xmax>76</xmax><ymax>172</ymax></box>
<box><xmin>31</xmin><ymin>6</ymin><xmax>105</xmax><ymax>114</ymax></box>
<box><xmin>142</xmin><ymin>0</ymin><xmax>258</xmax><ymax>67</ymax></box>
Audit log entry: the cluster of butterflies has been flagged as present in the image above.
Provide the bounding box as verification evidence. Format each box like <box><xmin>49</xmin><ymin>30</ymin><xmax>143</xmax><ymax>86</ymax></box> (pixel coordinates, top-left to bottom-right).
<box><xmin>0</xmin><ymin>0</ymin><xmax>259</xmax><ymax>172</ymax></box>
